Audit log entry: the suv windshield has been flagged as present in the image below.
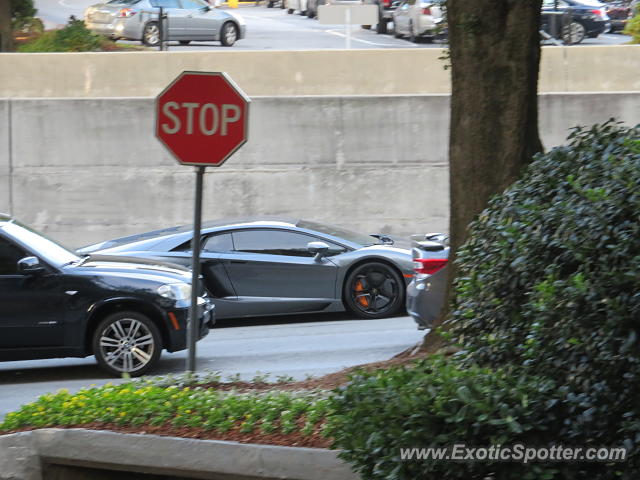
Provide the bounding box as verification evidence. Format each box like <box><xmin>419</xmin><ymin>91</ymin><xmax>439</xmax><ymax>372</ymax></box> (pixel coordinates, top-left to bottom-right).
<box><xmin>1</xmin><ymin>221</ymin><xmax>79</xmax><ymax>268</ymax></box>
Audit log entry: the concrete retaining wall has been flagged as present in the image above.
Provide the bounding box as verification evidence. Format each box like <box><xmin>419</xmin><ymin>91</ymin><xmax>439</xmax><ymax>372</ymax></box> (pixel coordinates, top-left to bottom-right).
<box><xmin>0</xmin><ymin>429</ymin><xmax>359</xmax><ymax>480</ymax></box>
<box><xmin>0</xmin><ymin>92</ymin><xmax>638</xmax><ymax>247</ymax></box>
<box><xmin>1</xmin><ymin>46</ymin><xmax>639</xmax><ymax>98</ymax></box>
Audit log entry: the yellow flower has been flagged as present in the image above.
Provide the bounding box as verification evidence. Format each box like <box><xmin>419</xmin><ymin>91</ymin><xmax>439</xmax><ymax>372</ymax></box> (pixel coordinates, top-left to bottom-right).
<box><xmin>119</xmin><ymin>412</ymin><xmax>127</xmax><ymax>417</ymax></box>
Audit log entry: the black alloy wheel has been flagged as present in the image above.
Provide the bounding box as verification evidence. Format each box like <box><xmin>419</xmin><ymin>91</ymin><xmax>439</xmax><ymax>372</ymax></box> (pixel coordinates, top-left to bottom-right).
<box><xmin>344</xmin><ymin>262</ymin><xmax>404</xmax><ymax>319</ymax></box>
<box><xmin>92</xmin><ymin>311</ymin><xmax>162</xmax><ymax>377</ymax></box>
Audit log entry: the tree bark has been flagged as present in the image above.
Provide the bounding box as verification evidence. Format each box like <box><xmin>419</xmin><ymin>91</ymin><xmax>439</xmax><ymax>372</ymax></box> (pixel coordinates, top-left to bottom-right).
<box><xmin>0</xmin><ymin>0</ymin><xmax>12</xmax><ymax>52</ymax></box>
<box><xmin>422</xmin><ymin>0</ymin><xmax>544</xmax><ymax>350</ymax></box>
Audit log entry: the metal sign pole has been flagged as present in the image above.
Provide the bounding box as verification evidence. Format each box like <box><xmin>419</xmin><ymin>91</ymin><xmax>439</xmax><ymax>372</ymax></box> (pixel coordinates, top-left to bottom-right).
<box><xmin>187</xmin><ymin>166</ymin><xmax>205</xmax><ymax>373</ymax></box>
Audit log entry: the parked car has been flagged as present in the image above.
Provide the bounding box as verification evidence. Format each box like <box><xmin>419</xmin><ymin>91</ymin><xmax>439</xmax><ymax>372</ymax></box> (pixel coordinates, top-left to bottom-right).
<box><xmin>0</xmin><ymin>215</ymin><xmax>213</xmax><ymax>376</ymax></box>
<box><xmin>405</xmin><ymin>233</ymin><xmax>448</xmax><ymax>330</ymax></box>
<box><xmin>79</xmin><ymin>218</ymin><xmax>415</xmax><ymax>320</ymax></box>
<box><xmin>285</xmin><ymin>0</ymin><xmax>308</xmax><ymax>15</ymax></box>
<box><xmin>362</xmin><ymin>0</ymin><xmax>399</xmax><ymax>34</ymax></box>
<box><xmin>84</xmin><ymin>0</ymin><xmax>246</xmax><ymax>47</ymax></box>
<box><xmin>392</xmin><ymin>0</ymin><xmax>445</xmax><ymax>42</ymax></box>
<box><xmin>541</xmin><ymin>0</ymin><xmax>610</xmax><ymax>44</ymax></box>
<box><xmin>305</xmin><ymin>0</ymin><xmax>327</xmax><ymax>18</ymax></box>
<box><xmin>604</xmin><ymin>0</ymin><xmax>635</xmax><ymax>32</ymax></box>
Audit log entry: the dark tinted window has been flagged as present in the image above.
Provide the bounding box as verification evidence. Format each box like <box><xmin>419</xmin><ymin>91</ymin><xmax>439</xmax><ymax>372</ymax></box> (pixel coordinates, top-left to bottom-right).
<box><xmin>0</xmin><ymin>236</ymin><xmax>27</xmax><ymax>275</ymax></box>
<box><xmin>232</xmin><ymin>230</ymin><xmax>316</xmax><ymax>257</ymax></box>
<box><xmin>232</xmin><ymin>230</ymin><xmax>347</xmax><ymax>257</ymax></box>
<box><xmin>107</xmin><ymin>0</ymin><xmax>141</xmax><ymax>4</ymax></box>
<box><xmin>203</xmin><ymin>233</ymin><xmax>233</xmax><ymax>252</ymax></box>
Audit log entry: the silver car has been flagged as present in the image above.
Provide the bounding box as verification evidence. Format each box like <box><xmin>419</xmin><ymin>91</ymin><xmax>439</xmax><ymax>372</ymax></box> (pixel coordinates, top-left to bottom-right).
<box><xmin>78</xmin><ymin>217</ymin><xmax>416</xmax><ymax>320</ymax></box>
<box><xmin>392</xmin><ymin>0</ymin><xmax>444</xmax><ymax>42</ymax></box>
<box><xmin>406</xmin><ymin>233</ymin><xmax>448</xmax><ymax>330</ymax></box>
<box><xmin>84</xmin><ymin>0</ymin><xmax>246</xmax><ymax>47</ymax></box>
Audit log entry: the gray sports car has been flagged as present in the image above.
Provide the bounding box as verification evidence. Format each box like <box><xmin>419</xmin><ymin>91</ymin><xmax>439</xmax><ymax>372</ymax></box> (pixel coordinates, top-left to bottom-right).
<box><xmin>78</xmin><ymin>218</ymin><xmax>415</xmax><ymax>320</ymax></box>
<box><xmin>84</xmin><ymin>0</ymin><xmax>246</xmax><ymax>47</ymax></box>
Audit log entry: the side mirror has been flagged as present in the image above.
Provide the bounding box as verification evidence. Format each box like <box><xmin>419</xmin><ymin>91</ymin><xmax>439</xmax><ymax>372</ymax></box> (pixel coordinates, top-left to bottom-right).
<box><xmin>307</xmin><ymin>241</ymin><xmax>329</xmax><ymax>261</ymax></box>
<box><xmin>18</xmin><ymin>256</ymin><xmax>45</xmax><ymax>275</ymax></box>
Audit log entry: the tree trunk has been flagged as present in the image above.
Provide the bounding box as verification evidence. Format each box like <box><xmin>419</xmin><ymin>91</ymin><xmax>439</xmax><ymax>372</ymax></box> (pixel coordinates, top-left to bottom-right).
<box><xmin>0</xmin><ymin>0</ymin><xmax>13</xmax><ymax>52</ymax></box>
<box><xmin>422</xmin><ymin>0</ymin><xmax>544</xmax><ymax>351</ymax></box>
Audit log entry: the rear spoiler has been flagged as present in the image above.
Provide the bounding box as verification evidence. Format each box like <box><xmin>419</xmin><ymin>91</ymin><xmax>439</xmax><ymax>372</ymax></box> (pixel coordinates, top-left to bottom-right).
<box><xmin>410</xmin><ymin>233</ymin><xmax>449</xmax><ymax>252</ymax></box>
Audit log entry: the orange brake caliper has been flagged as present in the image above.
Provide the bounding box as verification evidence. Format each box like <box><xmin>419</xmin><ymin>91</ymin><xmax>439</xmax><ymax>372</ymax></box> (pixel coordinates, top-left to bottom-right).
<box><xmin>355</xmin><ymin>280</ymin><xmax>369</xmax><ymax>308</ymax></box>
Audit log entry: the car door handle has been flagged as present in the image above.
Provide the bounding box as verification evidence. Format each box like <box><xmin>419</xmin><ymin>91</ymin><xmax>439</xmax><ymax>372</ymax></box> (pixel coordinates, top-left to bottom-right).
<box><xmin>230</xmin><ymin>260</ymin><xmax>248</xmax><ymax>264</ymax></box>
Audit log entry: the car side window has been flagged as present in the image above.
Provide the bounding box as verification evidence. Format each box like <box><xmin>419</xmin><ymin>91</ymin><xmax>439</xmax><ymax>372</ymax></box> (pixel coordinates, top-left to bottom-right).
<box><xmin>0</xmin><ymin>236</ymin><xmax>27</xmax><ymax>275</ymax></box>
<box><xmin>232</xmin><ymin>230</ymin><xmax>347</xmax><ymax>257</ymax></box>
<box><xmin>180</xmin><ymin>0</ymin><xmax>208</xmax><ymax>9</ymax></box>
<box><xmin>151</xmin><ymin>0</ymin><xmax>180</xmax><ymax>8</ymax></box>
<box><xmin>203</xmin><ymin>233</ymin><xmax>234</xmax><ymax>252</ymax></box>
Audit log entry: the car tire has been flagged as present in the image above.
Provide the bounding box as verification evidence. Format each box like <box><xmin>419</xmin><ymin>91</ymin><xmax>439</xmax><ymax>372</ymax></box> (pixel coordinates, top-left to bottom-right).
<box><xmin>376</xmin><ymin>18</ymin><xmax>388</xmax><ymax>34</ymax></box>
<box><xmin>343</xmin><ymin>262</ymin><xmax>405</xmax><ymax>319</ymax></box>
<box><xmin>393</xmin><ymin>26</ymin><xmax>402</xmax><ymax>38</ymax></box>
<box><xmin>220</xmin><ymin>22</ymin><xmax>238</xmax><ymax>47</ymax></box>
<box><xmin>92</xmin><ymin>311</ymin><xmax>162</xmax><ymax>377</ymax></box>
<box><xmin>362</xmin><ymin>24</ymin><xmax>372</xmax><ymax>29</ymax></box>
<box><xmin>142</xmin><ymin>21</ymin><xmax>161</xmax><ymax>47</ymax></box>
<box><xmin>562</xmin><ymin>21</ymin><xmax>586</xmax><ymax>44</ymax></box>
<box><xmin>267</xmin><ymin>1</ymin><xmax>274</xmax><ymax>7</ymax></box>
<box><xmin>307</xmin><ymin>8</ymin><xmax>315</xmax><ymax>18</ymax></box>
<box><xmin>288</xmin><ymin>8</ymin><xmax>294</xmax><ymax>13</ymax></box>
<box><xmin>179</xmin><ymin>40</ymin><xmax>191</xmax><ymax>45</ymax></box>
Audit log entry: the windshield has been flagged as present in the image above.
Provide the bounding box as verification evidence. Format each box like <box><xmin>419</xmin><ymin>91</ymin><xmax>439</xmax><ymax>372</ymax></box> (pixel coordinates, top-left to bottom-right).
<box><xmin>297</xmin><ymin>220</ymin><xmax>381</xmax><ymax>246</ymax></box>
<box><xmin>107</xmin><ymin>0</ymin><xmax>141</xmax><ymax>4</ymax></box>
<box><xmin>2</xmin><ymin>221</ymin><xmax>79</xmax><ymax>268</ymax></box>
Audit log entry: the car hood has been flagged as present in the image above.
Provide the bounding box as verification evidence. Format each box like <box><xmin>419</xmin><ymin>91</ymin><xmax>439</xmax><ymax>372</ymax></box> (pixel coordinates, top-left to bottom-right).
<box><xmin>66</xmin><ymin>254</ymin><xmax>192</xmax><ymax>284</ymax></box>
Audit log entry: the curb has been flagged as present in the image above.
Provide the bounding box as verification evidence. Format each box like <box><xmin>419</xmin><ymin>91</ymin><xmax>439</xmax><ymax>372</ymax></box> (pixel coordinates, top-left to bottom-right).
<box><xmin>0</xmin><ymin>428</ymin><xmax>359</xmax><ymax>480</ymax></box>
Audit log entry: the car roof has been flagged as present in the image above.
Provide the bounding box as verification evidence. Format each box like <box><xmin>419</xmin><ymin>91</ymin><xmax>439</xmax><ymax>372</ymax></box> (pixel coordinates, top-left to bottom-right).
<box><xmin>82</xmin><ymin>217</ymin><xmax>303</xmax><ymax>251</ymax></box>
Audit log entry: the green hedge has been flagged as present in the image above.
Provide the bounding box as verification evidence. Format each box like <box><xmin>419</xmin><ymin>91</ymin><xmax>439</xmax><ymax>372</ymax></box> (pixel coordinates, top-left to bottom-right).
<box><xmin>328</xmin><ymin>122</ymin><xmax>639</xmax><ymax>479</ymax></box>
<box><xmin>327</xmin><ymin>357</ymin><xmax>564</xmax><ymax>480</ymax></box>
<box><xmin>18</xmin><ymin>19</ymin><xmax>106</xmax><ymax>52</ymax></box>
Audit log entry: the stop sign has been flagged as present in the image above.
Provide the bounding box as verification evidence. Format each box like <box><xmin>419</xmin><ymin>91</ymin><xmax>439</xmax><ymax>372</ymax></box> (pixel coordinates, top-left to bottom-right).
<box><xmin>155</xmin><ymin>71</ymin><xmax>250</xmax><ymax>167</ymax></box>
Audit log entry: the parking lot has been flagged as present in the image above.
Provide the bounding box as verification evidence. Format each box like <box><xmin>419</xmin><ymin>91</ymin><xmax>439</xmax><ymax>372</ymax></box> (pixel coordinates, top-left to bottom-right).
<box><xmin>37</xmin><ymin>1</ymin><xmax>632</xmax><ymax>49</ymax></box>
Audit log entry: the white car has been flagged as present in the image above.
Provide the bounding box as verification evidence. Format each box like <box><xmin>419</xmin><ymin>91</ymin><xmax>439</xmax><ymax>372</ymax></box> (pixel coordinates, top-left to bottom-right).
<box><xmin>392</xmin><ymin>0</ymin><xmax>444</xmax><ymax>42</ymax></box>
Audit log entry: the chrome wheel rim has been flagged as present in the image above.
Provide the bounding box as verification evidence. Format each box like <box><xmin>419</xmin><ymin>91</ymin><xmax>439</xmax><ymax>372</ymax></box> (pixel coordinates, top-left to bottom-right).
<box><xmin>99</xmin><ymin>318</ymin><xmax>155</xmax><ymax>373</ymax></box>
<box><xmin>351</xmin><ymin>268</ymin><xmax>399</xmax><ymax>315</ymax></box>
<box><xmin>563</xmin><ymin>22</ymin><xmax>585</xmax><ymax>44</ymax></box>
<box><xmin>144</xmin><ymin>24</ymin><xmax>160</xmax><ymax>45</ymax></box>
<box><xmin>224</xmin><ymin>24</ymin><xmax>237</xmax><ymax>44</ymax></box>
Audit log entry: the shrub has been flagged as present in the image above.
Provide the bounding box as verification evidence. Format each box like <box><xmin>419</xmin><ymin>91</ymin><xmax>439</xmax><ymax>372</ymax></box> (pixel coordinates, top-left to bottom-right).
<box><xmin>327</xmin><ymin>357</ymin><xmax>565</xmax><ymax>480</ymax></box>
<box><xmin>623</xmin><ymin>13</ymin><xmax>640</xmax><ymax>44</ymax></box>
<box><xmin>18</xmin><ymin>19</ymin><xmax>105</xmax><ymax>52</ymax></box>
<box><xmin>0</xmin><ymin>381</ymin><xmax>330</xmax><ymax>438</ymax></box>
<box><xmin>450</xmin><ymin>121</ymin><xmax>640</xmax><ymax>471</ymax></box>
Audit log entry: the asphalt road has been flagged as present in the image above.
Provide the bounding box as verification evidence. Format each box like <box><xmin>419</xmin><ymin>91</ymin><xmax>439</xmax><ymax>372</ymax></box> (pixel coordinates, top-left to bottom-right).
<box><xmin>0</xmin><ymin>313</ymin><xmax>425</xmax><ymax>420</ymax></box>
<box><xmin>35</xmin><ymin>0</ymin><xmax>632</xmax><ymax>49</ymax></box>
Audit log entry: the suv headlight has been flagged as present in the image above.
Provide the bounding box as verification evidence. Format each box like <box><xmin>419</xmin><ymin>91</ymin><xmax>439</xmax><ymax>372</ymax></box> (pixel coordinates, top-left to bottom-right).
<box><xmin>157</xmin><ymin>283</ymin><xmax>192</xmax><ymax>301</ymax></box>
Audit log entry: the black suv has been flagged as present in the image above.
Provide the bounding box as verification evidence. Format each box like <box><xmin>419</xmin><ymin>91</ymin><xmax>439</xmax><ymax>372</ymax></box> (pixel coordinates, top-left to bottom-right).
<box><xmin>0</xmin><ymin>215</ymin><xmax>213</xmax><ymax>376</ymax></box>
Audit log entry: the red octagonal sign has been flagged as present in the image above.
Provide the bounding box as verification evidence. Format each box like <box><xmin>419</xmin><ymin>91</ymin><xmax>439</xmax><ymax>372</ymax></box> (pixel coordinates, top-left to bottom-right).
<box><xmin>156</xmin><ymin>71</ymin><xmax>250</xmax><ymax>167</ymax></box>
